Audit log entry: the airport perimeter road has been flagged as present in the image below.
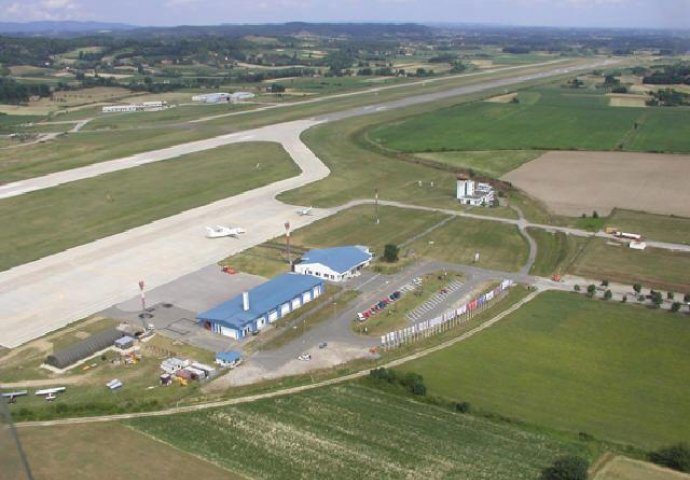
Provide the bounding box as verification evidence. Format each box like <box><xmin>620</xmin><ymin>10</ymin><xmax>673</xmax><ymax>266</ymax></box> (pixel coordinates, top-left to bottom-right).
<box><xmin>0</xmin><ymin>120</ymin><xmax>332</xmax><ymax>348</ymax></box>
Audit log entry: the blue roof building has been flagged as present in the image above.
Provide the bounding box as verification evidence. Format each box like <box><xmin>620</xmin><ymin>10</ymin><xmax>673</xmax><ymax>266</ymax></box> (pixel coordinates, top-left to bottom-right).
<box><xmin>295</xmin><ymin>246</ymin><xmax>372</xmax><ymax>282</ymax></box>
<box><xmin>215</xmin><ymin>351</ymin><xmax>242</xmax><ymax>366</ymax></box>
<box><xmin>197</xmin><ymin>273</ymin><xmax>324</xmax><ymax>340</ymax></box>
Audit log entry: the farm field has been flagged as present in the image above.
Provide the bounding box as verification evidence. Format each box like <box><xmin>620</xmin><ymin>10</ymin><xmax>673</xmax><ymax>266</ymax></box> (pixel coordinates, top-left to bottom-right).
<box><xmin>0</xmin><ymin>142</ymin><xmax>298</xmax><ymax>271</ymax></box>
<box><xmin>502</xmin><ymin>151</ymin><xmax>690</xmax><ymax>217</ymax></box>
<box><xmin>129</xmin><ymin>384</ymin><xmax>591</xmax><ymax>480</ymax></box>
<box><xmin>369</xmin><ymin>87</ymin><xmax>690</xmax><ymax>153</ymax></box>
<box><xmin>594</xmin><ymin>456</ymin><xmax>690</xmax><ymax>480</ymax></box>
<box><xmin>18</xmin><ymin>423</ymin><xmax>241</xmax><ymax>480</ymax></box>
<box><xmin>405</xmin><ymin>216</ymin><xmax>529</xmax><ymax>272</ymax></box>
<box><xmin>567</xmin><ymin>239</ymin><xmax>690</xmax><ymax>291</ymax></box>
<box><xmin>402</xmin><ymin>291</ymin><xmax>690</xmax><ymax>448</ymax></box>
<box><xmin>412</xmin><ymin>149</ymin><xmax>541</xmax><ymax>177</ymax></box>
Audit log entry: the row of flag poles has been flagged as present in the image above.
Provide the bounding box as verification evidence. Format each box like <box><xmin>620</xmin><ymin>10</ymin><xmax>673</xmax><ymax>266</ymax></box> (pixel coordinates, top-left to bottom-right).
<box><xmin>380</xmin><ymin>279</ymin><xmax>514</xmax><ymax>349</ymax></box>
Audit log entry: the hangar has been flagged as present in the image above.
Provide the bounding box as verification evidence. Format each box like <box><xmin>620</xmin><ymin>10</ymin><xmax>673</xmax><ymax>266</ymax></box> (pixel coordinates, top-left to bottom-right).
<box><xmin>45</xmin><ymin>328</ymin><xmax>124</xmax><ymax>369</ymax></box>
<box><xmin>197</xmin><ymin>273</ymin><xmax>324</xmax><ymax>340</ymax></box>
<box><xmin>294</xmin><ymin>246</ymin><xmax>372</xmax><ymax>282</ymax></box>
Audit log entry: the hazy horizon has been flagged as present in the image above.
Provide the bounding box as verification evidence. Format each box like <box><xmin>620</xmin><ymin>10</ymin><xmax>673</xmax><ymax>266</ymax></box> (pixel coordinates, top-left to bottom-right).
<box><xmin>1</xmin><ymin>0</ymin><xmax>689</xmax><ymax>30</ymax></box>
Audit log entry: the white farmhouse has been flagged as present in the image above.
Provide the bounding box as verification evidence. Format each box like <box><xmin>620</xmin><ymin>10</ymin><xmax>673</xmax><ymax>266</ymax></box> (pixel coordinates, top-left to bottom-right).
<box><xmin>456</xmin><ymin>175</ymin><xmax>495</xmax><ymax>207</ymax></box>
<box><xmin>295</xmin><ymin>246</ymin><xmax>373</xmax><ymax>282</ymax></box>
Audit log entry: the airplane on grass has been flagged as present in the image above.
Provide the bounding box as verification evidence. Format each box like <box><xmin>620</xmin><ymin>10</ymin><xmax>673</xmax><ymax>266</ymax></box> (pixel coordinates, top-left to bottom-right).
<box><xmin>205</xmin><ymin>225</ymin><xmax>246</xmax><ymax>238</ymax></box>
<box><xmin>297</xmin><ymin>206</ymin><xmax>313</xmax><ymax>216</ymax></box>
<box><xmin>35</xmin><ymin>387</ymin><xmax>66</xmax><ymax>401</ymax></box>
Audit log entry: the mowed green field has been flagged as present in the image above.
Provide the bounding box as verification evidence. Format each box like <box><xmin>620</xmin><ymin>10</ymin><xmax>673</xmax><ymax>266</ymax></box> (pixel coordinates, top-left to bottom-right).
<box><xmin>370</xmin><ymin>88</ymin><xmax>690</xmax><ymax>154</ymax></box>
<box><xmin>402</xmin><ymin>291</ymin><xmax>690</xmax><ymax>448</ymax></box>
<box><xmin>568</xmin><ymin>239</ymin><xmax>690</xmax><ymax>292</ymax></box>
<box><xmin>129</xmin><ymin>384</ymin><xmax>590</xmax><ymax>480</ymax></box>
<box><xmin>607</xmin><ymin>209</ymin><xmax>690</xmax><ymax>245</ymax></box>
<box><xmin>19</xmin><ymin>423</ymin><xmax>241</xmax><ymax>480</ymax></box>
<box><xmin>0</xmin><ymin>126</ymin><xmax>221</xmax><ymax>183</ymax></box>
<box><xmin>0</xmin><ymin>142</ymin><xmax>298</xmax><ymax>271</ymax></box>
<box><xmin>406</xmin><ymin>216</ymin><xmax>529</xmax><ymax>272</ymax></box>
<box><xmin>413</xmin><ymin>149</ymin><xmax>541</xmax><ymax>177</ymax></box>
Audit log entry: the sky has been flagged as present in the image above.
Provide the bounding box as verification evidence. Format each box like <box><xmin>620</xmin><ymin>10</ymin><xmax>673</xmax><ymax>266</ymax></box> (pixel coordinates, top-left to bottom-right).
<box><xmin>1</xmin><ymin>0</ymin><xmax>689</xmax><ymax>30</ymax></box>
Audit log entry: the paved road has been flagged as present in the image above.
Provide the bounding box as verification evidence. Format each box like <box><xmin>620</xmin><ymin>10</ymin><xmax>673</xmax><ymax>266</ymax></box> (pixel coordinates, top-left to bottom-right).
<box><xmin>15</xmin><ymin>288</ymin><xmax>541</xmax><ymax>429</ymax></box>
<box><xmin>0</xmin><ymin>59</ymin><xmax>627</xmax><ymax>348</ymax></box>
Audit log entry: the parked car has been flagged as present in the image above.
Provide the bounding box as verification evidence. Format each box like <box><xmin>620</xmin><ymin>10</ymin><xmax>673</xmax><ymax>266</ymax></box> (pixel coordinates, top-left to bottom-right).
<box><xmin>318</xmin><ymin>342</ymin><xmax>328</xmax><ymax>349</ymax></box>
<box><xmin>298</xmin><ymin>353</ymin><xmax>312</xmax><ymax>361</ymax></box>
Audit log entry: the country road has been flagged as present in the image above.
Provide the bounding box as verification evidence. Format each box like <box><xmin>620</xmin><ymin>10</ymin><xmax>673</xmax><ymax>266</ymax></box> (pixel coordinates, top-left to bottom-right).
<box><xmin>0</xmin><ymin>58</ymin><xmax>633</xmax><ymax>349</ymax></box>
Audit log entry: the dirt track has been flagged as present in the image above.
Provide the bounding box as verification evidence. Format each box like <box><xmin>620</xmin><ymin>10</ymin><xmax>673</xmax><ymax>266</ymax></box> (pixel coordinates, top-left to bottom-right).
<box><xmin>503</xmin><ymin>151</ymin><xmax>690</xmax><ymax>217</ymax></box>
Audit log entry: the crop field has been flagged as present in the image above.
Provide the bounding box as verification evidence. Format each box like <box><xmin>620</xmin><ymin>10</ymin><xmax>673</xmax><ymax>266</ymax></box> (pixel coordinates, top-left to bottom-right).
<box><xmin>413</xmin><ymin>149</ymin><xmax>541</xmax><ymax>177</ymax></box>
<box><xmin>0</xmin><ymin>142</ymin><xmax>298</xmax><ymax>271</ymax></box>
<box><xmin>406</xmin><ymin>216</ymin><xmax>529</xmax><ymax>272</ymax></box>
<box><xmin>593</xmin><ymin>456</ymin><xmax>690</xmax><ymax>480</ymax></box>
<box><xmin>567</xmin><ymin>239</ymin><xmax>690</xmax><ymax>291</ymax></box>
<box><xmin>18</xmin><ymin>423</ymin><xmax>240</xmax><ymax>480</ymax></box>
<box><xmin>402</xmin><ymin>291</ymin><xmax>690</xmax><ymax>448</ymax></box>
<box><xmin>369</xmin><ymin>87</ymin><xmax>690</xmax><ymax>153</ymax></box>
<box><xmin>129</xmin><ymin>384</ymin><xmax>590</xmax><ymax>480</ymax></box>
<box><xmin>502</xmin><ymin>151</ymin><xmax>690</xmax><ymax>217</ymax></box>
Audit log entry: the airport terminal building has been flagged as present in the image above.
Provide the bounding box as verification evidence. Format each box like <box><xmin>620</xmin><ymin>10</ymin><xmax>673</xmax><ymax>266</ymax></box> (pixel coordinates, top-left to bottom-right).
<box><xmin>197</xmin><ymin>273</ymin><xmax>324</xmax><ymax>340</ymax></box>
<box><xmin>294</xmin><ymin>246</ymin><xmax>373</xmax><ymax>282</ymax></box>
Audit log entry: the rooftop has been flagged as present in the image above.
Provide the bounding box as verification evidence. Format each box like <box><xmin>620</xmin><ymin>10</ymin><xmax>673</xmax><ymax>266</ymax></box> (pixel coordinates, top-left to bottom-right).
<box><xmin>197</xmin><ymin>273</ymin><xmax>323</xmax><ymax>330</ymax></box>
<box><xmin>299</xmin><ymin>246</ymin><xmax>372</xmax><ymax>274</ymax></box>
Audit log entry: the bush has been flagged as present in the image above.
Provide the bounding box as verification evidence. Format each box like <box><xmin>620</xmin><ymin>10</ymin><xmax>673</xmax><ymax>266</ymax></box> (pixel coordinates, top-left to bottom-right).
<box><xmin>601</xmin><ymin>279</ymin><xmax>609</xmax><ymax>287</ymax></box>
<box><xmin>587</xmin><ymin>284</ymin><xmax>597</xmax><ymax>297</ymax></box>
<box><xmin>541</xmin><ymin>455</ymin><xmax>589</xmax><ymax>480</ymax></box>
<box><xmin>633</xmin><ymin>283</ymin><xmax>642</xmax><ymax>293</ymax></box>
<box><xmin>574</xmin><ymin>284</ymin><xmax>581</xmax><ymax>292</ymax></box>
<box><xmin>649</xmin><ymin>443</ymin><xmax>690</xmax><ymax>473</ymax></box>
<box><xmin>667</xmin><ymin>291</ymin><xmax>675</xmax><ymax>300</ymax></box>
<box><xmin>671</xmin><ymin>302</ymin><xmax>681</xmax><ymax>313</ymax></box>
<box><xmin>455</xmin><ymin>401</ymin><xmax>471</xmax><ymax>413</ymax></box>
<box><xmin>383</xmin><ymin>244</ymin><xmax>400</xmax><ymax>263</ymax></box>
<box><xmin>603</xmin><ymin>289</ymin><xmax>613</xmax><ymax>301</ymax></box>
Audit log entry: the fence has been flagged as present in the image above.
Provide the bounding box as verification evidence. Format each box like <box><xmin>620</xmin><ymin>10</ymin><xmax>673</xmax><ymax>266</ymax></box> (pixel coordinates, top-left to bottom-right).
<box><xmin>380</xmin><ymin>279</ymin><xmax>514</xmax><ymax>349</ymax></box>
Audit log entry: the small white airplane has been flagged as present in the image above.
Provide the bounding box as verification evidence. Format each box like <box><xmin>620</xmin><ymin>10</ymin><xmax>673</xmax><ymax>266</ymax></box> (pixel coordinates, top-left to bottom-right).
<box><xmin>35</xmin><ymin>387</ymin><xmax>66</xmax><ymax>401</ymax></box>
<box><xmin>297</xmin><ymin>206</ymin><xmax>313</xmax><ymax>216</ymax></box>
<box><xmin>205</xmin><ymin>225</ymin><xmax>246</xmax><ymax>238</ymax></box>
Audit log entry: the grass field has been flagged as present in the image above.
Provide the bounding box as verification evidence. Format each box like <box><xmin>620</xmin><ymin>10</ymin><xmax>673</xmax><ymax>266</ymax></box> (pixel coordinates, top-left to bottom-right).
<box><xmin>568</xmin><ymin>239</ymin><xmax>690</xmax><ymax>292</ymax></box>
<box><xmin>369</xmin><ymin>87</ymin><xmax>690</xmax><ymax>153</ymax></box>
<box><xmin>412</xmin><ymin>149</ymin><xmax>541</xmax><ymax>177</ymax></box>
<box><xmin>406</xmin><ymin>216</ymin><xmax>529</xmax><ymax>272</ymax></box>
<box><xmin>19</xmin><ymin>423</ymin><xmax>241</xmax><ymax>480</ymax></box>
<box><xmin>528</xmin><ymin>229</ymin><xmax>590</xmax><ymax>276</ymax></box>
<box><xmin>0</xmin><ymin>126</ymin><xmax>223</xmax><ymax>183</ymax></box>
<box><xmin>607</xmin><ymin>209</ymin><xmax>690</xmax><ymax>245</ymax></box>
<box><xmin>0</xmin><ymin>142</ymin><xmax>298</xmax><ymax>271</ymax></box>
<box><xmin>129</xmin><ymin>383</ymin><xmax>591</xmax><ymax>480</ymax></box>
<box><xmin>594</xmin><ymin>456</ymin><xmax>690</xmax><ymax>480</ymax></box>
<box><xmin>0</xmin><ymin>60</ymin><xmax>582</xmax><ymax>181</ymax></box>
<box><xmin>402</xmin><ymin>291</ymin><xmax>690</xmax><ymax>448</ymax></box>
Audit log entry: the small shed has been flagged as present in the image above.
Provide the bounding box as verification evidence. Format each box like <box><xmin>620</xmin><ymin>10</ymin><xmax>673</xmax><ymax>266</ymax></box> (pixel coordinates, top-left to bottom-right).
<box><xmin>114</xmin><ymin>335</ymin><xmax>135</xmax><ymax>350</ymax></box>
<box><xmin>215</xmin><ymin>351</ymin><xmax>242</xmax><ymax>367</ymax></box>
